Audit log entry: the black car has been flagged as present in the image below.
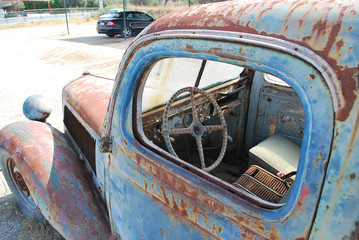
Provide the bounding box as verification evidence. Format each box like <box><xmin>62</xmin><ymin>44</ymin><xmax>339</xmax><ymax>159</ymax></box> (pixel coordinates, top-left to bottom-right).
<box><xmin>99</xmin><ymin>9</ymin><xmax>123</xmax><ymax>19</ymax></box>
<box><xmin>96</xmin><ymin>11</ymin><xmax>155</xmax><ymax>38</ymax></box>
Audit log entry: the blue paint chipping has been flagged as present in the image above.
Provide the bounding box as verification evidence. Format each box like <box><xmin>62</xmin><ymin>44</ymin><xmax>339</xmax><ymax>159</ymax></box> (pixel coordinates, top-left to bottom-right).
<box><xmin>0</xmin><ymin>1</ymin><xmax>357</xmax><ymax>240</ymax></box>
<box><xmin>44</xmin><ymin>161</ymin><xmax>59</xmax><ymax>192</ymax></box>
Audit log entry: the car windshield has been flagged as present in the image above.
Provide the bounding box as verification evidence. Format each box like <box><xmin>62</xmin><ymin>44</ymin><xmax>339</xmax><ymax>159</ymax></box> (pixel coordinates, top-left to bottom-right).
<box><xmin>142</xmin><ymin>58</ymin><xmax>243</xmax><ymax>112</ymax></box>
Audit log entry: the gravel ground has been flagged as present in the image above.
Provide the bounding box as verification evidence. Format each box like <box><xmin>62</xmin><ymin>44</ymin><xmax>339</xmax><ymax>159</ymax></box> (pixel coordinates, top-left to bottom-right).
<box><xmin>0</xmin><ymin>19</ymin><xmax>131</xmax><ymax>239</ymax></box>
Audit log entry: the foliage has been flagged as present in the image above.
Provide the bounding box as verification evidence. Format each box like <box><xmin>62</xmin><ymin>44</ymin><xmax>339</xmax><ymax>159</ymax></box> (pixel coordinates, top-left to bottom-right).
<box><xmin>97</xmin><ymin>7</ymin><xmax>106</xmax><ymax>16</ymax></box>
<box><xmin>85</xmin><ymin>0</ymin><xmax>99</xmax><ymax>8</ymax></box>
<box><xmin>101</xmin><ymin>0</ymin><xmax>225</xmax><ymax>8</ymax></box>
<box><xmin>4</xmin><ymin>0</ymin><xmax>224</xmax><ymax>12</ymax></box>
<box><xmin>51</xmin><ymin>0</ymin><xmax>63</xmax><ymax>8</ymax></box>
<box><xmin>25</xmin><ymin>1</ymin><xmax>48</xmax><ymax>10</ymax></box>
<box><xmin>17</xmin><ymin>0</ymin><xmax>86</xmax><ymax>9</ymax></box>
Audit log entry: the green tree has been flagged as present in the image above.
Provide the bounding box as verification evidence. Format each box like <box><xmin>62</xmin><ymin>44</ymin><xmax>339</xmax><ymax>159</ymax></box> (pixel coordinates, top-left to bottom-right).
<box><xmin>50</xmin><ymin>0</ymin><xmax>62</xmax><ymax>8</ymax></box>
<box><xmin>86</xmin><ymin>0</ymin><xmax>99</xmax><ymax>7</ymax></box>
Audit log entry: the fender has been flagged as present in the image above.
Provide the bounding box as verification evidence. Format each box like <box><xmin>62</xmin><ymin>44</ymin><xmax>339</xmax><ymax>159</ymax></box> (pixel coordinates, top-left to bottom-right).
<box><xmin>0</xmin><ymin>121</ymin><xmax>111</xmax><ymax>240</ymax></box>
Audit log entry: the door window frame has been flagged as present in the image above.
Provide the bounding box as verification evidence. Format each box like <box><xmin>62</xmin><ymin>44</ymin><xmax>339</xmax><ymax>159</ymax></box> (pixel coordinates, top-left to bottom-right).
<box><xmin>107</xmin><ymin>31</ymin><xmax>336</xmax><ymax>226</ymax></box>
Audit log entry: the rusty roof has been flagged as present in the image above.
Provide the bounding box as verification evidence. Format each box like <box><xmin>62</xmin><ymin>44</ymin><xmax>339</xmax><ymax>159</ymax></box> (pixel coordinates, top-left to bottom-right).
<box><xmin>144</xmin><ymin>0</ymin><xmax>357</xmax><ymax>55</ymax></box>
<box><xmin>140</xmin><ymin>0</ymin><xmax>358</xmax><ymax>121</ymax></box>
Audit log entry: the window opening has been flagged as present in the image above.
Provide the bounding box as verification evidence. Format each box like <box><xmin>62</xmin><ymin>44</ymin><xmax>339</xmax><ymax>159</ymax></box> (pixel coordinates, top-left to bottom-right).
<box><xmin>264</xmin><ymin>73</ymin><xmax>290</xmax><ymax>87</ymax></box>
<box><xmin>140</xmin><ymin>57</ymin><xmax>303</xmax><ymax>205</ymax></box>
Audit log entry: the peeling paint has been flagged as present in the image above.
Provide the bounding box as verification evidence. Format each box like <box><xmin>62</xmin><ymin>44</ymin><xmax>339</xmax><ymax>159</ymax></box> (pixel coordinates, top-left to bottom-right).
<box><xmin>0</xmin><ymin>121</ymin><xmax>111</xmax><ymax>239</ymax></box>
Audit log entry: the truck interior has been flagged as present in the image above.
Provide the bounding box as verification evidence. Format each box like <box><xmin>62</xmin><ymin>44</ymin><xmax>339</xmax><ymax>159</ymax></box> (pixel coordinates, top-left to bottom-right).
<box><xmin>140</xmin><ymin>57</ymin><xmax>304</xmax><ymax>205</ymax></box>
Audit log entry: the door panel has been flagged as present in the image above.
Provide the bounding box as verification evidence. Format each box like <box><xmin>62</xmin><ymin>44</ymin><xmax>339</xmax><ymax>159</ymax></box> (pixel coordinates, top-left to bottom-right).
<box><xmin>106</xmin><ymin>36</ymin><xmax>335</xmax><ymax>239</ymax></box>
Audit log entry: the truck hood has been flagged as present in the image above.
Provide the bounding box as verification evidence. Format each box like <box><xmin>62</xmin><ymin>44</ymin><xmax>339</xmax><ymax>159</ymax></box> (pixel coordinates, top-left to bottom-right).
<box><xmin>63</xmin><ymin>74</ymin><xmax>114</xmax><ymax>136</ymax></box>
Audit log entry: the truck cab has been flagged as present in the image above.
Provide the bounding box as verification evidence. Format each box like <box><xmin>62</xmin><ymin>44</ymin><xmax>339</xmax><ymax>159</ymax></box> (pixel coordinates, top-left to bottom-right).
<box><xmin>1</xmin><ymin>0</ymin><xmax>358</xmax><ymax>239</ymax></box>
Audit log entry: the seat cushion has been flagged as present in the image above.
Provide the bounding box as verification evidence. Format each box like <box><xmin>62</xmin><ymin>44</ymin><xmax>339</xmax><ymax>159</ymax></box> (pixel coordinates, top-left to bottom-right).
<box><xmin>248</xmin><ymin>135</ymin><xmax>300</xmax><ymax>176</ymax></box>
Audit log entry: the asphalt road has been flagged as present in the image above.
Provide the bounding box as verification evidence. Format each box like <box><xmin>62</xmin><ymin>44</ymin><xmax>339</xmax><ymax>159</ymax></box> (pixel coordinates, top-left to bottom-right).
<box><xmin>0</xmin><ymin>20</ymin><xmax>131</xmax><ymax>239</ymax></box>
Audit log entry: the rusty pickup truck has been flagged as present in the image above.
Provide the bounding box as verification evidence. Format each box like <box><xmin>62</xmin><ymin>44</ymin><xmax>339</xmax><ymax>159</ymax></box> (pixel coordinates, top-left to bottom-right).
<box><xmin>1</xmin><ymin>0</ymin><xmax>358</xmax><ymax>239</ymax></box>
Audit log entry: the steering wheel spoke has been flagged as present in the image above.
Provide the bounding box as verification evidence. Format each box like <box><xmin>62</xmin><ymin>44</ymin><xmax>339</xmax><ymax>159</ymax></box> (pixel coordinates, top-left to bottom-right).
<box><xmin>168</xmin><ymin>127</ymin><xmax>193</xmax><ymax>135</ymax></box>
<box><xmin>195</xmin><ymin>137</ymin><xmax>206</xmax><ymax>169</ymax></box>
<box><xmin>162</xmin><ymin>86</ymin><xmax>228</xmax><ymax>173</ymax></box>
<box><xmin>190</xmin><ymin>89</ymin><xmax>199</xmax><ymax>122</ymax></box>
<box><xmin>203</xmin><ymin>125</ymin><xmax>225</xmax><ymax>134</ymax></box>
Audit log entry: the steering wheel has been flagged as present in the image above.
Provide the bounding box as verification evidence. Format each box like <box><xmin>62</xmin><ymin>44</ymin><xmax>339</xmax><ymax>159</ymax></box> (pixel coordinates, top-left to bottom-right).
<box><xmin>162</xmin><ymin>87</ymin><xmax>228</xmax><ymax>172</ymax></box>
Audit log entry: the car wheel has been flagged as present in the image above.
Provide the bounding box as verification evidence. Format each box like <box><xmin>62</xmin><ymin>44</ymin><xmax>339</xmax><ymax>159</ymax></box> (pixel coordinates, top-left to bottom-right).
<box><xmin>0</xmin><ymin>146</ymin><xmax>46</xmax><ymax>223</ymax></box>
<box><xmin>122</xmin><ymin>27</ymin><xmax>132</xmax><ymax>38</ymax></box>
<box><xmin>106</xmin><ymin>34</ymin><xmax>115</xmax><ymax>38</ymax></box>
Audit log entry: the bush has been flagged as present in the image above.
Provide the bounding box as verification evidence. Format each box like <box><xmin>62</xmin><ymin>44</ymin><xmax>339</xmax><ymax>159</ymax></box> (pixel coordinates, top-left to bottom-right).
<box><xmin>86</xmin><ymin>0</ymin><xmax>99</xmax><ymax>7</ymax></box>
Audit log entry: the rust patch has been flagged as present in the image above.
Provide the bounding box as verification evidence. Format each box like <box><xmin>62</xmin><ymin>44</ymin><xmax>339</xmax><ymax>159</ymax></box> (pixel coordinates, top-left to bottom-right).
<box><xmin>63</xmin><ymin>74</ymin><xmax>114</xmax><ymax>136</ymax></box>
<box><xmin>350</xmin><ymin>222</ymin><xmax>359</xmax><ymax>240</ymax></box>
<box><xmin>254</xmin><ymin>219</ymin><xmax>266</xmax><ymax>231</ymax></box>
<box><xmin>129</xmin><ymin>149</ymin><xmax>277</xmax><ymax>239</ymax></box>
<box><xmin>0</xmin><ymin>121</ymin><xmax>111</xmax><ymax>239</ymax></box>
<box><xmin>335</xmin><ymin>39</ymin><xmax>344</xmax><ymax>52</ymax></box>
<box><xmin>141</xmin><ymin>0</ymin><xmax>357</xmax><ymax>121</ymax></box>
<box><xmin>269</xmin><ymin>228</ymin><xmax>280</xmax><ymax>240</ymax></box>
<box><xmin>144</xmin><ymin>179</ymin><xmax>148</xmax><ymax>191</ymax></box>
<box><xmin>185</xmin><ymin>44</ymin><xmax>194</xmax><ymax>51</ymax></box>
<box><xmin>346</xmin><ymin>109</ymin><xmax>359</xmax><ymax>159</ymax></box>
<box><xmin>110</xmin><ymin>232</ymin><xmax>122</xmax><ymax>240</ymax></box>
<box><xmin>172</xmin><ymin>195</ymin><xmax>180</xmax><ymax>212</ymax></box>
<box><xmin>297</xmin><ymin>184</ymin><xmax>311</xmax><ymax>212</ymax></box>
<box><xmin>323</xmin><ymin>63</ymin><xmax>357</xmax><ymax>122</ymax></box>
<box><xmin>314</xmin><ymin>152</ymin><xmax>324</xmax><ymax>164</ymax></box>
<box><xmin>350</xmin><ymin>173</ymin><xmax>356</xmax><ymax>180</ymax></box>
<box><xmin>183</xmin><ymin>42</ymin><xmax>248</xmax><ymax>62</ymax></box>
<box><xmin>265</xmin><ymin>114</ymin><xmax>277</xmax><ymax>136</ymax></box>
<box><xmin>180</xmin><ymin>198</ymin><xmax>188</xmax><ymax>217</ymax></box>
<box><xmin>160</xmin><ymin>184</ymin><xmax>170</xmax><ymax>205</ymax></box>
<box><xmin>161</xmin><ymin>228</ymin><xmax>166</xmax><ymax>237</ymax></box>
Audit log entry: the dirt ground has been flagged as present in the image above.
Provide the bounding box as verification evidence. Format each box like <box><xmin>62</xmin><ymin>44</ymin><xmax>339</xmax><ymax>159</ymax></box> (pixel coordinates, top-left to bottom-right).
<box><xmin>0</xmin><ymin>19</ymin><xmax>131</xmax><ymax>239</ymax></box>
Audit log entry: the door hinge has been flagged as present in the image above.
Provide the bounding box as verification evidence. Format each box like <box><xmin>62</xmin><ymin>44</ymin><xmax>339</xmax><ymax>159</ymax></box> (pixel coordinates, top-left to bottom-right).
<box><xmin>99</xmin><ymin>136</ymin><xmax>113</xmax><ymax>153</ymax></box>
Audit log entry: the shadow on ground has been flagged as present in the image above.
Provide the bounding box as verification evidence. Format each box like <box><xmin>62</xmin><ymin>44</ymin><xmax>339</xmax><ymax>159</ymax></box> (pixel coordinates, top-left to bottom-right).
<box><xmin>60</xmin><ymin>35</ymin><xmax>135</xmax><ymax>50</ymax></box>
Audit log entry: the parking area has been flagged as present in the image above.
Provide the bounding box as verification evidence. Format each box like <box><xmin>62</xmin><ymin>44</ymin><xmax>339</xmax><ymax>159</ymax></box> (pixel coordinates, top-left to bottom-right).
<box><xmin>0</xmin><ymin>20</ymin><xmax>131</xmax><ymax>239</ymax></box>
<box><xmin>0</xmin><ymin>12</ymin><xmax>95</xmax><ymax>25</ymax></box>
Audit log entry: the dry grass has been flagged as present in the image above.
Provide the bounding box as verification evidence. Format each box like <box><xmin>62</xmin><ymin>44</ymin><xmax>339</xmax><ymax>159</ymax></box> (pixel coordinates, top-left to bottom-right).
<box><xmin>0</xmin><ymin>197</ymin><xmax>64</xmax><ymax>239</ymax></box>
<box><xmin>0</xmin><ymin>197</ymin><xmax>22</xmax><ymax>218</ymax></box>
<box><xmin>18</xmin><ymin>218</ymin><xmax>64</xmax><ymax>240</ymax></box>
